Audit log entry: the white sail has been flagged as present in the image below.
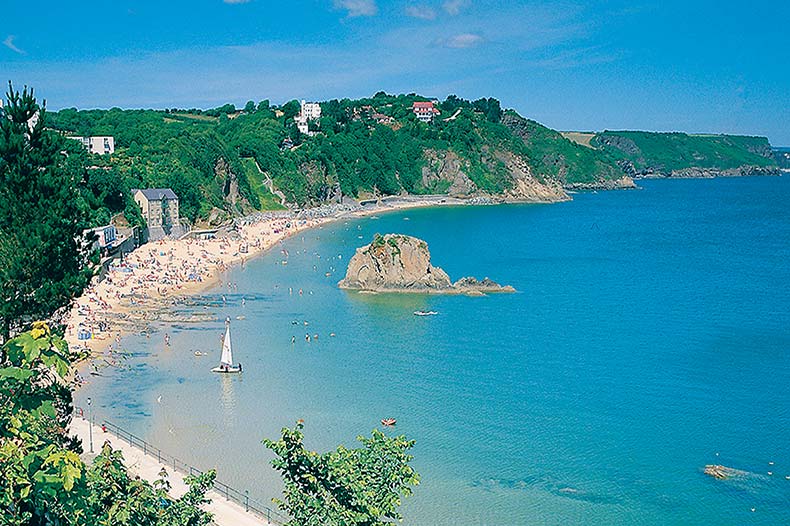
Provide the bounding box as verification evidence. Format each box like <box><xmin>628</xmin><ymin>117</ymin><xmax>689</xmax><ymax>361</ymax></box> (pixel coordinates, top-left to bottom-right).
<box><xmin>220</xmin><ymin>322</ymin><xmax>233</xmax><ymax>366</ymax></box>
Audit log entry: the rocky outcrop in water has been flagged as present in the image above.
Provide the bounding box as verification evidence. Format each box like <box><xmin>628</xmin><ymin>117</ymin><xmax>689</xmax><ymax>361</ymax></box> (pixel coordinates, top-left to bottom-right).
<box><xmin>338</xmin><ymin>234</ymin><xmax>515</xmax><ymax>294</ymax></box>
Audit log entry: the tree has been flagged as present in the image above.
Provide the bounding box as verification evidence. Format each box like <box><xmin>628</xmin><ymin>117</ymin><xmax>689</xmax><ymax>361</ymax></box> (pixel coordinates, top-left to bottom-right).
<box><xmin>244</xmin><ymin>100</ymin><xmax>256</xmax><ymax>114</ymax></box>
<box><xmin>281</xmin><ymin>100</ymin><xmax>301</xmax><ymax>122</ymax></box>
<box><xmin>0</xmin><ymin>83</ymin><xmax>94</xmax><ymax>339</ymax></box>
<box><xmin>264</xmin><ymin>421</ymin><xmax>420</xmax><ymax>526</ymax></box>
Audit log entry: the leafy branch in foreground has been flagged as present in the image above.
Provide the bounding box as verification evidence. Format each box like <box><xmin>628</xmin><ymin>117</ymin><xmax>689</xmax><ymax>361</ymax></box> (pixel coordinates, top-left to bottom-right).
<box><xmin>264</xmin><ymin>420</ymin><xmax>419</xmax><ymax>526</ymax></box>
<box><xmin>0</xmin><ymin>322</ymin><xmax>215</xmax><ymax>526</ymax></box>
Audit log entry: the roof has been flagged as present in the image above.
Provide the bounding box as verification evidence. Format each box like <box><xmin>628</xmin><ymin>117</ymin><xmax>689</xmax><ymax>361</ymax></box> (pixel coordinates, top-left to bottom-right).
<box><xmin>413</xmin><ymin>101</ymin><xmax>434</xmax><ymax>109</ymax></box>
<box><xmin>134</xmin><ymin>188</ymin><xmax>178</xmax><ymax>200</ymax></box>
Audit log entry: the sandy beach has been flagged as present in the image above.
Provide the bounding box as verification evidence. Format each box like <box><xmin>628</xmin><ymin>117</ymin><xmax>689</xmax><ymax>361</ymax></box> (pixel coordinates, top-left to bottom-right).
<box><xmin>65</xmin><ymin>195</ymin><xmax>463</xmax><ymax>382</ymax></box>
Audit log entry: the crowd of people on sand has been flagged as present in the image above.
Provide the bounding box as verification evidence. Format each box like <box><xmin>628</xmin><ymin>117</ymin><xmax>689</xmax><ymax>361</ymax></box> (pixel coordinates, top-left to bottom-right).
<box><xmin>64</xmin><ymin>211</ymin><xmax>329</xmax><ymax>371</ymax></box>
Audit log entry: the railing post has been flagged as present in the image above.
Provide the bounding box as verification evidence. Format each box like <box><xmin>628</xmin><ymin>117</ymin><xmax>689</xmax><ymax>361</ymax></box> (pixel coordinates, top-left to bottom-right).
<box><xmin>157</xmin><ymin>449</ymin><xmax>161</xmax><ymax>463</ymax></box>
<box><xmin>245</xmin><ymin>490</ymin><xmax>249</xmax><ymax>512</ymax></box>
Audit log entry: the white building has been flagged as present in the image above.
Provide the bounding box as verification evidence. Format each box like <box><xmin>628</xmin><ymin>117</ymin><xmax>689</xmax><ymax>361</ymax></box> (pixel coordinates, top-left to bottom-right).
<box><xmin>295</xmin><ymin>100</ymin><xmax>321</xmax><ymax>135</ymax></box>
<box><xmin>412</xmin><ymin>101</ymin><xmax>439</xmax><ymax>123</ymax></box>
<box><xmin>68</xmin><ymin>136</ymin><xmax>115</xmax><ymax>155</ymax></box>
<box><xmin>84</xmin><ymin>224</ymin><xmax>122</xmax><ymax>254</ymax></box>
<box><xmin>300</xmin><ymin>100</ymin><xmax>322</xmax><ymax>120</ymax></box>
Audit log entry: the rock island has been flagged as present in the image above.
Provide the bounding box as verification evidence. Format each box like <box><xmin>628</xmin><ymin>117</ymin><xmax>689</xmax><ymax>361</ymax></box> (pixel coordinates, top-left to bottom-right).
<box><xmin>338</xmin><ymin>233</ymin><xmax>515</xmax><ymax>294</ymax></box>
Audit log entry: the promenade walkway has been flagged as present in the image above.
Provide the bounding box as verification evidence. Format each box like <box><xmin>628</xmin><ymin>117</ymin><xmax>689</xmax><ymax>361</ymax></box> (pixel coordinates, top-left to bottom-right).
<box><xmin>70</xmin><ymin>414</ymin><xmax>284</xmax><ymax>526</ymax></box>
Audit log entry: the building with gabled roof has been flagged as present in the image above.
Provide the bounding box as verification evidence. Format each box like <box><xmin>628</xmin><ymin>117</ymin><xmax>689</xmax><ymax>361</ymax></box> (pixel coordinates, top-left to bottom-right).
<box><xmin>412</xmin><ymin>101</ymin><xmax>440</xmax><ymax>123</ymax></box>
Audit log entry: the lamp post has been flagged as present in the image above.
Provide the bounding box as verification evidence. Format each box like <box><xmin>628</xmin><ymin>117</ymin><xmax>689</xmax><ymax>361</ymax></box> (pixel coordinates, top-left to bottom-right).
<box><xmin>87</xmin><ymin>397</ymin><xmax>94</xmax><ymax>453</ymax></box>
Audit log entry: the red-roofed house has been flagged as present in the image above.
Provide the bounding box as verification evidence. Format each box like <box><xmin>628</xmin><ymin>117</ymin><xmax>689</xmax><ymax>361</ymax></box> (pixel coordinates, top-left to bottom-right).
<box><xmin>412</xmin><ymin>101</ymin><xmax>440</xmax><ymax>123</ymax></box>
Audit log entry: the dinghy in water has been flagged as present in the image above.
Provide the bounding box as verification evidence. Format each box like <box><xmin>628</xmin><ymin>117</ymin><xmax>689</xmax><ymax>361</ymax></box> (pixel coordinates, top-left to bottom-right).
<box><xmin>212</xmin><ymin>318</ymin><xmax>242</xmax><ymax>374</ymax></box>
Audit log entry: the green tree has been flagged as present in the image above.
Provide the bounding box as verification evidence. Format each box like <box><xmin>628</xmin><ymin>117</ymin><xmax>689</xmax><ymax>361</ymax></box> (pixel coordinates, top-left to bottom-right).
<box><xmin>0</xmin><ymin>84</ymin><xmax>94</xmax><ymax>339</ymax></box>
<box><xmin>264</xmin><ymin>421</ymin><xmax>419</xmax><ymax>526</ymax></box>
<box><xmin>281</xmin><ymin>100</ymin><xmax>301</xmax><ymax>122</ymax></box>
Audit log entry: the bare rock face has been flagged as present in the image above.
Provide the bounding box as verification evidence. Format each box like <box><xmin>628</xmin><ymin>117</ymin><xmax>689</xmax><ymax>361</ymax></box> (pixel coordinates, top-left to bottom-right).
<box><xmin>215</xmin><ymin>158</ymin><xmax>240</xmax><ymax>206</ymax></box>
<box><xmin>339</xmin><ymin>234</ymin><xmax>514</xmax><ymax>294</ymax></box>
<box><xmin>339</xmin><ymin>234</ymin><xmax>452</xmax><ymax>291</ymax></box>
<box><xmin>494</xmin><ymin>151</ymin><xmax>569</xmax><ymax>202</ymax></box>
<box><xmin>421</xmin><ymin>149</ymin><xmax>478</xmax><ymax>197</ymax></box>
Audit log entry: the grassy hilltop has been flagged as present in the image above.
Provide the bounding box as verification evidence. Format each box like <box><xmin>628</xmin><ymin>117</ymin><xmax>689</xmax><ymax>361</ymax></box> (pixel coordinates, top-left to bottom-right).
<box><xmin>591</xmin><ymin>131</ymin><xmax>777</xmax><ymax>176</ymax></box>
<box><xmin>46</xmin><ymin>92</ymin><xmax>778</xmax><ymax>226</ymax></box>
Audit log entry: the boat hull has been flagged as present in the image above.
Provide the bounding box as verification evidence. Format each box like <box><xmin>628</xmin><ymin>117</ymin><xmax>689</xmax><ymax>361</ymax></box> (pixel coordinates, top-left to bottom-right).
<box><xmin>211</xmin><ymin>366</ymin><xmax>241</xmax><ymax>374</ymax></box>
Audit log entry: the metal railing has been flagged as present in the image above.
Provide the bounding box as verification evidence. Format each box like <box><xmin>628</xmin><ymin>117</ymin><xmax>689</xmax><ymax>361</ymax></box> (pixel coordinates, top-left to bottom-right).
<box><xmin>75</xmin><ymin>409</ymin><xmax>287</xmax><ymax>525</ymax></box>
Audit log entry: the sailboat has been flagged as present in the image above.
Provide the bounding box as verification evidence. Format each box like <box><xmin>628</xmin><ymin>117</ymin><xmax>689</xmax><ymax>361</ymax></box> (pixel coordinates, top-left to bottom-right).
<box><xmin>211</xmin><ymin>318</ymin><xmax>242</xmax><ymax>374</ymax></box>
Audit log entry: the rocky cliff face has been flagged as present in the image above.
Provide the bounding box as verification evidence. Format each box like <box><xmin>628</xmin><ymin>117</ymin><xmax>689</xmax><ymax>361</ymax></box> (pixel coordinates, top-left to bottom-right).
<box><xmin>421</xmin><ymin>149</ymin><xmax>568</xmax><ymax>202</ymax></box>
<box><xmin>216</xmin><ymin>158</ymin><xmax>240</xmax><ymax>207</ymax></box>
<box><xmin>421</xmin><ymin>149</ymin><xmax>478</xmax><ymax>196</ymax></box>
<box><xmin>494</xmin><ymin>151</ymin><xmax>570</xmax><ymax>201</ymax></box>
<box><xmin>338</xmin><ymin>234</ymin><xmax>514</xmax><ymax>294</ymax></box>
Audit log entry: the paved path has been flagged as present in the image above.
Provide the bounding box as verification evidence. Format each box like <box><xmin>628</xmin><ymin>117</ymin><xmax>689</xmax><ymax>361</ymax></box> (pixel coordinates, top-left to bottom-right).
<box><xmin>70</xmin><ymin>416</ymin><xmax>279</xmax><ymax>526</ymax></box>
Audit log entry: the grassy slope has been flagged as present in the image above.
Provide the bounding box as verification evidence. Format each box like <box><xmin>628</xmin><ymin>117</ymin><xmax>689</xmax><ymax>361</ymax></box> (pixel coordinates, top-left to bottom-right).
<box><xmin>240</xmin><ymin>158</ymin><xmax>286</xmax><ymax>210</ymax></box>
<box><xmin>593</xmin><ymin>131</ymin><xmax>776</xmax><ymax>173</ymax></box>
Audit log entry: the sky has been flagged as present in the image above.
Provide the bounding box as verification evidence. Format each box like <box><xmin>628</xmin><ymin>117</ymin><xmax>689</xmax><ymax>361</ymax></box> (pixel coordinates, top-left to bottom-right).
<box><xmin>2</xmin><ymin>1</ymin><xmax>788</xmax><ymax>144</ymax></box>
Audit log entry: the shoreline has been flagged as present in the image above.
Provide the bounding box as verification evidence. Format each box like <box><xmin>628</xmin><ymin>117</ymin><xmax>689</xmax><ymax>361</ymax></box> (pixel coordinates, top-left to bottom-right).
<box><xmin>65</xmin><ymin>194</ymin><xmax>488</xmax><ymax>381</ymax></box>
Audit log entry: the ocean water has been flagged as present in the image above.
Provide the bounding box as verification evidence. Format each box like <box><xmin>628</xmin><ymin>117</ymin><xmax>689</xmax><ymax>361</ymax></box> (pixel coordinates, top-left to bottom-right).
<box><xmin>77</xmin><ymin>177</ymin><xmax>790</xmax><ymax>525</ymax></box>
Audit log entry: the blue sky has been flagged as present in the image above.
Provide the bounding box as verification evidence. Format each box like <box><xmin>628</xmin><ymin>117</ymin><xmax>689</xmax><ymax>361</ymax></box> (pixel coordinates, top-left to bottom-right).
<box><xmin>2</xmin><ymin>1</ymin><xmax>788</xmax><ymax>144</ymax></box>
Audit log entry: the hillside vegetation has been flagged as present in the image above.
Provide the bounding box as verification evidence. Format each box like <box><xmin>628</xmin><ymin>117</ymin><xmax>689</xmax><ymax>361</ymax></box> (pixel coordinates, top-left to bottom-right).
<box><xmin>46</xmin><ymin>93</ymin><xmax>778</xmax><ymax>226</ymax></box>
<box><xmin>592</xmin><ymin>131</ymin><xmax>777</xmax><ymax>176</ymax></box>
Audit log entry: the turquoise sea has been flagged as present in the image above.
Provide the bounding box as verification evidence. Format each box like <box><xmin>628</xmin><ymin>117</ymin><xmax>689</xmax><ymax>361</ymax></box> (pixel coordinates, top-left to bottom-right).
<box><xmin>77</xmin><ymin>177</ymin><xmax>790</xmax><ymax>525</ymax></box>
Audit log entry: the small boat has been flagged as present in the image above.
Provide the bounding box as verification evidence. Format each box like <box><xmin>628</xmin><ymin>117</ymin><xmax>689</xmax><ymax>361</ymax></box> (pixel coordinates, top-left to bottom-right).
<box><xmin>413</xmin><ymin>310</ymin><xmax>438</xmax><ymax>316</ymax></box>
<box><xmin>211</xmin><ymin>318</ymin><xmax>242</xmax><ymax>374</ymax></box>
<box><xmin>381</xmin><ymin>418</ymin><xmax>396</xmax><ymax>427</ymax></box>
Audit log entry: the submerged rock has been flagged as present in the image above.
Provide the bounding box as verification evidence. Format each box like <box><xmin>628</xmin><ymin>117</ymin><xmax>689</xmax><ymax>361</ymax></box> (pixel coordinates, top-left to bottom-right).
<box><xmin>338</xmin><ymin>233</ymin><xmax>514</xmax><ymax>294</ymax></box>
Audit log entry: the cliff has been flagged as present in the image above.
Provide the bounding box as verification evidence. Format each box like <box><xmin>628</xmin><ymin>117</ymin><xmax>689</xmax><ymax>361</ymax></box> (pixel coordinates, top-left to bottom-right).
<box><xmin>338</xmin><ymin>234</ymin><xmax>515</xmax><ymax>294</ymax></box>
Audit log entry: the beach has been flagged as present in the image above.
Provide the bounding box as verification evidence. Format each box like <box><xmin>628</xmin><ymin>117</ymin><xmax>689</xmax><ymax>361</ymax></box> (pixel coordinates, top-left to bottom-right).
<box><xmin>65</xmin><ymin>195</ymin><xmax>463</xmax><ymax>384</ymax></box>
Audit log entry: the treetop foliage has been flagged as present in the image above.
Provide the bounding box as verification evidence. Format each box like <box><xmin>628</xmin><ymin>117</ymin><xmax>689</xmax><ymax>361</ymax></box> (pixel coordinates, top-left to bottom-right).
<box><xmin>264</xmin><ymin>420</ymin><xmax>420</xmax><ymax>526</ymax></box>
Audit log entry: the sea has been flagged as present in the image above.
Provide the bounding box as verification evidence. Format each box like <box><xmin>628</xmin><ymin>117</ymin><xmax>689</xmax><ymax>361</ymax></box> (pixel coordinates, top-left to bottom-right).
<box><xmin>75</xmin><ymin>176</ymin><xmax>790</xmax><ymax>525</ymax></box>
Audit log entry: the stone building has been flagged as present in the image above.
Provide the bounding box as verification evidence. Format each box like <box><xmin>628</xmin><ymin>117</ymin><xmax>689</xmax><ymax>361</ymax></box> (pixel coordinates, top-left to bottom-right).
<box><xmin>133</xmin><ymin>188</ymin><xmax>184</xmax><ymax>240</ymax></box>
